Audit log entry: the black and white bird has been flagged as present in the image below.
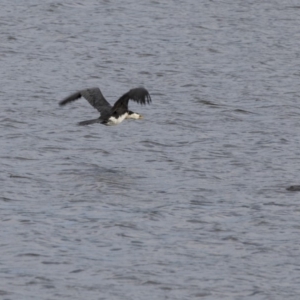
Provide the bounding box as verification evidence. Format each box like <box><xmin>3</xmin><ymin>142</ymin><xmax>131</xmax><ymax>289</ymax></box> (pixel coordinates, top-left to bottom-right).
<box><xmin>59</xmin><ymin>87</ymin><xmax>151</xmax><ymax>126</ymax></box>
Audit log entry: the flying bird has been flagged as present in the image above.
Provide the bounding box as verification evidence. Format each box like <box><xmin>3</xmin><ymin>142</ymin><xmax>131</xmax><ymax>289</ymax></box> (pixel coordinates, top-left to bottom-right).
<box><xmin>59</xmin><ymin>87</ymin><xmax>151</xmax><ymax>126</ymax></box>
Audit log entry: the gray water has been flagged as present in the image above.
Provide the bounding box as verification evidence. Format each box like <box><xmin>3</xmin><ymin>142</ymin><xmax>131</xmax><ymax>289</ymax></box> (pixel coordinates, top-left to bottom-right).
<box><xmin>1</xmin><ymin>1</ymin><xmax>300</xmax><ymax>299</ymax></box>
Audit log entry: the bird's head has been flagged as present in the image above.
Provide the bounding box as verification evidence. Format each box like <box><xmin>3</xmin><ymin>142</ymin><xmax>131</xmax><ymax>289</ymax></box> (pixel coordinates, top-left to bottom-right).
<box><xmin>126</xmin><ymin>111</ymin><xmax>143</xmax><ymax>119</ymax></box>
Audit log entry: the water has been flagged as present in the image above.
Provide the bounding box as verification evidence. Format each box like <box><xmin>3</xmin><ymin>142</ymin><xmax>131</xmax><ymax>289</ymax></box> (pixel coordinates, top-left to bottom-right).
<box><xmin>1</xmin><ymin>1</ymin><xmax>300</xmax><ymax>299</ymax></box>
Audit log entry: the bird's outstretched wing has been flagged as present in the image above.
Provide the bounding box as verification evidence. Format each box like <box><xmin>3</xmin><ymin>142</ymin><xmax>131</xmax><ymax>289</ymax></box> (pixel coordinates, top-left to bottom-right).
<box><xmin>59</xmin><ymin>87</ymin><xmax>111</xmax><ymax>113</ymax></box>
<box><xmin>111</xmin><ymin>87</ymin><xmax>152</xmax><ymax>115</ymax></box>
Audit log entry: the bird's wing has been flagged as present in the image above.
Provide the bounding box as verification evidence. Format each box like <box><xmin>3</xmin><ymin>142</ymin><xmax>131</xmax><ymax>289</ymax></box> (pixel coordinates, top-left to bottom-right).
<box><xmin>59</xmin><ymin>87</ymin><xmax>111</xmax><ymax>113</ymax></box>
<box><xmin>111</xmin><ymin>87</ymin><xmax>152</xmax><ymax>115</ymax></box>
<box><xmin>80</xmin><ymin>88</ymin><xmax>111</xmax><ymax>112</ymax></box>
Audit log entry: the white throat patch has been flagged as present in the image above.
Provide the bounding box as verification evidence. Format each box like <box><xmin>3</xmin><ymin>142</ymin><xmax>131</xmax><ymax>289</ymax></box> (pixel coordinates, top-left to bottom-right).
<box><xmin>126</xmin><ymin>112</ymin><xmax>141</xmax><ymax>119</ymax></box>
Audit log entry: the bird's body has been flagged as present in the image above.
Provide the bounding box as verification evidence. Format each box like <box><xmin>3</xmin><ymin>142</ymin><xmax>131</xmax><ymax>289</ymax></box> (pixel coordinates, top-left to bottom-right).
<box><xmin>59</xmin><ymin>87</ymin><xmax>151</xmax><ymax>126</ymax></box>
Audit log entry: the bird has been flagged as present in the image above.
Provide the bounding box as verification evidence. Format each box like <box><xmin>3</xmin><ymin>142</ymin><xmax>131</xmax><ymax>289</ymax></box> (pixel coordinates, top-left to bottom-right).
<box><xmin>59</xmin><ymin>86</ymin><xmax>151</xmax><ymax>126</ymax></box>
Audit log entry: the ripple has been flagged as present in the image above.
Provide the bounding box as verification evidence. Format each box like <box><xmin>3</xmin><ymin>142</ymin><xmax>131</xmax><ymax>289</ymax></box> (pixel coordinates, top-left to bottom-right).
<box><xmin>1</xmin><ymin>0</ymin><xmax>300</xmax><ymax>299</ymax></box>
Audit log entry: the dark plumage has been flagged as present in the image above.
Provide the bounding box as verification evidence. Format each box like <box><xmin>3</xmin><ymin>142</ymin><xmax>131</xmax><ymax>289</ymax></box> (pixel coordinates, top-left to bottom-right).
<box><xmin>286</xmin><ymin>185</ymin><xmax>300</xmax><ymax>191</ymax></box>
<box><xmin>59</xmin><ymin>87</ymin><xmax>151</xmax><ymax>126</ymax></box>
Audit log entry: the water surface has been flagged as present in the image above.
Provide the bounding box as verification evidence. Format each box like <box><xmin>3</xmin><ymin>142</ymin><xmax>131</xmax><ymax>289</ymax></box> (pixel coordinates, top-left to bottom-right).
<box><xmin>1</xmin><ymin>1</ymin><xmax>300</xmax><ymax>299</ymax></box>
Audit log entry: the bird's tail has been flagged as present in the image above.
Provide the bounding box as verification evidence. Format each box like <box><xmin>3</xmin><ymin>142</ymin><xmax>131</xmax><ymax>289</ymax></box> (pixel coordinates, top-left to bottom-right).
<box><xmin>78</xmin><ymin>118</ymin><xmax>101</xmax><ymax>126</ymax></box>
